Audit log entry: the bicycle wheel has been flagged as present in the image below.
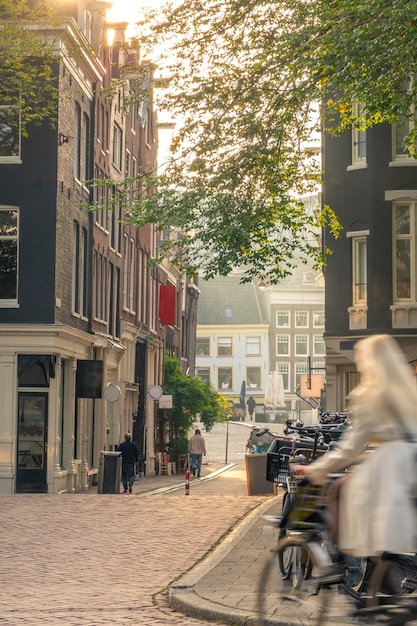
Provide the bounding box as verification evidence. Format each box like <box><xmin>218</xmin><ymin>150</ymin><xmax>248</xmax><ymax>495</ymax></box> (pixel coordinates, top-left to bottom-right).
<box><xmin>278</xmin><ymin>491</ymin><xmax>292</xmax><ymax>577</ymax></box>
<box><xmin>339</xmin><ymin>555</ymin><xmax>370</xmax><ymax>600</ymax></box>
<box><xmin>257</xmin><ymin>536</ymin><xmax>328</xmax><ymax>626</ymax></box>
<box><xmin>364</xmin><ymin>556</ymin><xmax>417</xmax><ymax>625</ymax></box>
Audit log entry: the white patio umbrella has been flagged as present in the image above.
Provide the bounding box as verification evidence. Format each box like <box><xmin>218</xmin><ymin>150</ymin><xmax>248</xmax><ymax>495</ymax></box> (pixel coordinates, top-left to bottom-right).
<box><xmin>264</xmin><ymin>371</ymin><xmax>285</xmax><ymax>409</ymax></box>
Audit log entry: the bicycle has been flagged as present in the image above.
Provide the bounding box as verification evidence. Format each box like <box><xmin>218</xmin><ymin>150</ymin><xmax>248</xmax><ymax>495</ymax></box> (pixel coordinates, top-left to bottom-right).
<box><xmin>264</xmin><ymin>420</ymin><xmax>333</xmax><ymax>582</ymax></box>
<box><xmin>257</xmin><ymin>479</ymin><xmax>417</xmax><ymax>625</ymax></box>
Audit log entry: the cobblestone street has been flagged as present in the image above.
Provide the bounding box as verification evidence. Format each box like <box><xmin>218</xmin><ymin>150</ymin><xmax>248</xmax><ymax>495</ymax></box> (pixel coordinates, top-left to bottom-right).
<box><xmin>0</xmin><ymin>422</ymin><xmax>275</xmax><ymax>625</ymax></box>
<box><xmin>1</xmin><ymin>489</ymin><xmax>267</xmax><ymax>625</ymax></box>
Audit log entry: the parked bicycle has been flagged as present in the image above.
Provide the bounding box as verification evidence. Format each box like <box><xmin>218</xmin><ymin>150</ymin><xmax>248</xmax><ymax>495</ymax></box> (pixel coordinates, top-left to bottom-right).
<box><xmin>257</xmin><ymin>478</ymin><xmax>417</xmax><ymax>625</ymax></box>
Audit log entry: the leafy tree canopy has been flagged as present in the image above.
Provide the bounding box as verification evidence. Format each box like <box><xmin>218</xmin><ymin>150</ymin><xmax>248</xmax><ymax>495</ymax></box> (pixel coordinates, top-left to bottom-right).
<box><xmin>110</xmin><ymin>0</ymin><xmax>417</xmax><ymax>283</ymax></box>
<box><xmin>0</xmin><ymin>0</ymin><xmax>60</xmax><ymax>137</ymax></box>
<box><xmin>163</xmin><ymin>355</ymin><xmax>230</xmax><ymax>438</ymax></box>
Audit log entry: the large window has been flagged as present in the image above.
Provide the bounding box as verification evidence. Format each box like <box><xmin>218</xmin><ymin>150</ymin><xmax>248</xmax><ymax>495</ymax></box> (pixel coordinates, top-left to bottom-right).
<box><xmin>392</xmin><ymin>114</ymin><xmax>416</xmax><ymax>161</ymax></box>
<box><xmin>295</xmin><ymin>361</ymin><xmax>307</xmax><ymax>390</ymax></box>
<box><xmin>276</xmin><ymin>362</ymin><xmax>290</xmax><ymax>392</ymax></box>
<box><xmin>246</xmin><ymin>336</ymin><xmax>261</xmax><ymax>355</ymax></box>
<box><xmin>93</xmin><ymin>250</ymin><xmax>107</xmax><ymax>322</ymax></box>
<box><xmin>313</xmin><ymin>335</ymin><xmax>326</xmax><ymax>356</ymax></box>
<box><xmin>72</xmin><ymin>221</ymin><xmax>87</xmax><ymax>317</ymax></box>
<box><xmin>196</xmin><ymin>367</ymin><xmax>210</xmax><ymax>384</ymax></box>
<box><xmin>313</xmin><ymin>310</ymin><xmax>325</xmax><ymax>327</ymax></box>
<box><xmin>217</xmin><ymin>337</ymin><xmax>232</xmax><ymax>356</ymax></box>
<box><xmin>122</xmin><ymin>235</ymin><xmax>136</xmax><ymax>314</ymax></box>
<box><xmin>276</xmin><ymin>334</ymin><xmax>290</xmax><ymax>356</ymax></box>
<box><xmin>295</xmin><ymin>334</ymin><xmax>308</xmax><ymax>356</ymax></box>
<box><xmin>246</xmin><ymin>366</ymin><xmax>261</xmax><ymax>389</ymax></box>
<box><xmin>0</xmin><ymin>106</ymin><xmax>21</xmax><ymax>162</ymax></box>
<box><xmin>352</xmin><ymin>236</ymin><xmax>367</xmax><ymax>304</ymax></box>
<box><xmin>295</xmin><ymin>311</ymin><xmax>308</xmax><ymax>327</ymax></box>
<box><xmin>393</xmin><ymin>202</ymin><xmax>415</xmax><ymax>300</ymax></box>
<box><xmin>74</xmin><ymin>104</ymin><xmax>89</xmax><ymax>181</ymax></box>
<box><xmin>196</xmin><ymin>337</ymin><xmax>210</xmax><ymax>356</ymax></box>
<box><xmin>218</xmin><ymin>367</ymin><xmax>232</xmax><ymax>389</ymax></box>
<box><xmin>343</xmin><ymin>370</ymin><xmax>360</xmax><ymax>409</ymax></box>
<box><xmin>276</xmin><ymin>311</ymin><xmax>290</xmax><ymax>327</ymax></box>
<box><xmin>112</xmin><ymin>122</ymin><xmax>123</xmax><ymax>170</ymax></box>
<box><xmin>0</xmin><ymin>207</ymin><xmax>18</xmax><ymax>303</ymax></box>
<box><xmin>352</xmin><ymin>104</ymin><xmax>367</xmax><ymax>164</ymax></box>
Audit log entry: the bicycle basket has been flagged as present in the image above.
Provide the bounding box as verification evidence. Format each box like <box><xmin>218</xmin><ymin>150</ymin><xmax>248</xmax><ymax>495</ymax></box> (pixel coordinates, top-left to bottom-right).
<box><xmin>266</xmin><ymin>440</ymin><xmax>292</xmax><ymax>483</ymax></box>
<box><xmin>285</xmin><ymin>482</ymin><xmax>324</xmax><ymax>530</ymax></box>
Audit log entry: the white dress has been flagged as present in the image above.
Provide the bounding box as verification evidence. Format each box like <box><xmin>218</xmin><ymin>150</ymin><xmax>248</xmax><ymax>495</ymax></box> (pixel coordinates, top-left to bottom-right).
<box><xmin>307</xmin><ymin>412</ymin><xmax>417</xmax><ymax>557</ymax></box>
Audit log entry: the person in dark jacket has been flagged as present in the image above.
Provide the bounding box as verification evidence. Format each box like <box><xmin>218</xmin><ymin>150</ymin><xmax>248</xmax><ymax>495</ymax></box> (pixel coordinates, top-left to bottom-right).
<box><xmin>247</xmin><ymin>396</ymin><xmax>256</xmax><ymax>421</ymax></box>
<box><xmin>118</xmin><ymin>433</ymin><xmax>139</xmax><ymax>493</ymax></box>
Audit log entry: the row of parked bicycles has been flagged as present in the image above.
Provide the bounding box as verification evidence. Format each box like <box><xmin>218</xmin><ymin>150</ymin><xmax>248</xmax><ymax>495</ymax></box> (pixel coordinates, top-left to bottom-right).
<box><xmin>257</xmin><ymin>414</ymin><xmax>417</xmax><ymax>625</ymax></box>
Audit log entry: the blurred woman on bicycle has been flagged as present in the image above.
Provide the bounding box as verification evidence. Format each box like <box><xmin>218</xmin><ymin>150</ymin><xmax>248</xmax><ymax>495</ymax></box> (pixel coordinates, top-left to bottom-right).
<box><xmin>293</xmin><ymin>334</ymin><xmax>417</xmax><ymax>559</ymax></box>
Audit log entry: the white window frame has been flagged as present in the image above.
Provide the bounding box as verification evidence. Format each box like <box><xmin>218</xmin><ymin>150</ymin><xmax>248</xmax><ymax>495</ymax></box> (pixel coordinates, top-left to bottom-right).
<box><xmin>276</xmin><ymin>334</ymin><xmax>290</xmax><ymax>356</ymax></box>
<box><xmin>0</xmin><ymin>105</ymin><xmax>21</xmax><ymax>163</ymax></box>
<box><xmin>352</xmin><ymin>236</ymin><xmax>368</xmax><ymax>305</ymax></box>
<box><xmin>295</xmin><ymin>311</ymin><xmax>308</xmax><ymax>328</ymax></box>
<box><xmin>294</xmin><ymin>334</ymin><xmax>308</xmax><ymax>356</ymax></box>
<box><xmin>295</xmin><ymin>361</ymin><xmax>307</xmax><ymax>390</ymax></box>
<box><xmin>246</xmin><ymin>336</ymin><xmax>261</xmax><ymax>355</ymax></box>
<box><xmin>112</xmin><ymin>122</ymin><xmax>123</xmax><ymax>171</ymax></box>
<box><xmin>393</xmin><ymin>201</ymin><xmax>414</xmax><ymax>301</ymax></box>
<box><xmin>313</xmin><ymin>334</ymin><xmax>326</xmax><ymax>356</ymax></box>
<box><xmin>0</xmin><ymin>206</ymin><xmax>19</xmax><ymax>306</ymax></box>
<box><xmin>352</xmin><ymin>103</ymin><xmax>367</xmax><ymax>165</ymax></box>
<box><xmin>276</xmin><ymin>311</ymin><xmax>290</xmax><ymax>327</ymax></box>
<box><xmin>313</xmin><ymin>310</ymin><xmax>325</xmax><ymax>327</ymax></box>
<box><xmin>72</xmin><ymin>223</ymin><xmax>87</xmax><ymax>318</ymax></box>
<box><xmin>276</xmin><ymin>362</ymin><xmax>290</xmax><ymax>392</ymax></box>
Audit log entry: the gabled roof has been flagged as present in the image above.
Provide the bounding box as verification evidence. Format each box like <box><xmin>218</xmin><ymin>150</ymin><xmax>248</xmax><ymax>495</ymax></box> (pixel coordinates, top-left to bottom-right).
<box><xmin>197</xmin><ymin>276</ymin><xmax>267</xmax><ymax>326</ymax></box>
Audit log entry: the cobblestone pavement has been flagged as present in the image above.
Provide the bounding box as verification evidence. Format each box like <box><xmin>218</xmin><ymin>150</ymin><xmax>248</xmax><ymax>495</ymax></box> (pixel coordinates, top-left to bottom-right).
<box><xmin>0</xmin><ymin>459</ymin><xmax>268</xmax><ymax>626</ymax></box>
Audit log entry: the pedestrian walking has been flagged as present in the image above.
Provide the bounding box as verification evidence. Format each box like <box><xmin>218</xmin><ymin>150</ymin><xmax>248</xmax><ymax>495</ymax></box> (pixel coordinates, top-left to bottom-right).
<box><xmin>247</xmin><ymin>396</ymin><xmax>256</xmax><ymax>421</ymax></box>
<box><xmin>189</xmin><ymin>428</ymin><xmax>206</xmax><ymax>478</ymax></box>
<box><xmin>118</xmin><ymin>433</ymin><xmax>139</xmax><ymax>493</ymax></box>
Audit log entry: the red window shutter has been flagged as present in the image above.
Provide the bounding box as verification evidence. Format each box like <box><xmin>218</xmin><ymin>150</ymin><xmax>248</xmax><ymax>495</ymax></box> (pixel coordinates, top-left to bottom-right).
<box><xmin>159</xmin><ymin>284</ymin><xmax>176</xmax><ymax>326</ymax></box>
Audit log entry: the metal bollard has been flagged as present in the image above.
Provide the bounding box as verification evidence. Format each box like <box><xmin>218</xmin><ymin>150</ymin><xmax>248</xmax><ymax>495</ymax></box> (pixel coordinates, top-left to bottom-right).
<box><xmin>185</xmin><ymin>469</ymin><xmax>190</xmax><ymax>495</ymax></box>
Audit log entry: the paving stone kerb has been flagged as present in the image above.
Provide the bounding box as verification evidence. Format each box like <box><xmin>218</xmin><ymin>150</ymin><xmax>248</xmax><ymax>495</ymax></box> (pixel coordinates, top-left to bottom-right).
<box><xmin>167</xmin><ymin>465</ymin><xmax>359</xmax><ymax>626</ymax></box>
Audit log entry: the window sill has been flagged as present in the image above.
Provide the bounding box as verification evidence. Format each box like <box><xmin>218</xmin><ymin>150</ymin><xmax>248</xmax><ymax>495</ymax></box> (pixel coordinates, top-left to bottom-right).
<box><xmin>0</xmin><ymin>157</ymin><xmax>22</xmax><ymax>165</ymax></box>
<box><xmin>391</xmin><ymin>303</ymin><xmax>417</xmax><ymax>328</ymax></box>
<box><xmin>71</xmin><ymin>312</ymin><xmax>88</xmax><ymax>322</ymax></box>
<box><xmin>389</xmin><ymin>160</ymin><xmax>417</xmax><ymax>167</ymax></box>
<box><xmin>348</xmin><ymin>305</ymin><xmax>368</xmax><ymax>330</ymax></box>
<box><xmin>347</xmin><ymin>162</ymin><xmax>367</xmax><ymax>171</ymax></box>
<box><xmin>0</xmin><ymin>301</ymin><xmax>19</xmax><ymax>308</ymax></box>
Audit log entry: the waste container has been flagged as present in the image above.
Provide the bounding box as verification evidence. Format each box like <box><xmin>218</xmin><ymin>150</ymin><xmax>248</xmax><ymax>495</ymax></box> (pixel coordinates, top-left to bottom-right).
<box><xmin>97</xmin><ymin>451</ymin><xmax>122</xmax><ymax>494</ymax></box>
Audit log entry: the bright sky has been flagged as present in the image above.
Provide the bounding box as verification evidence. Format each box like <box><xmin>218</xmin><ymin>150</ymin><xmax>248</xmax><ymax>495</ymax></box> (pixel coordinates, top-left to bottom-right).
<box><xmin>106</xmin><ymin>0</ymin><xmax>161</xmax><ymax>28</ymax></box>
<box><xmin>106</xmin><ymin>0</ymin><xmax>179</xmax><ymax>170</ymax></box>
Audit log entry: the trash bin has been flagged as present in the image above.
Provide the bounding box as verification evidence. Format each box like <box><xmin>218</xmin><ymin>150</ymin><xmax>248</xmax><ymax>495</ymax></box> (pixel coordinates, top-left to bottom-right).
<box><xmin>97</xmin><ymin>451</ymin><xmax>122</xmax><ymax>494</ymax></box>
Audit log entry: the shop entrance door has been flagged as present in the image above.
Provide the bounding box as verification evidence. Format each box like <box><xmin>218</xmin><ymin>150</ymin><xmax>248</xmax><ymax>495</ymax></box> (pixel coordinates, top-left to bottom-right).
<box><xmin>16</xmin><ymin>393</ymin><xmax>48</xmax><ymax>492</ymax></box>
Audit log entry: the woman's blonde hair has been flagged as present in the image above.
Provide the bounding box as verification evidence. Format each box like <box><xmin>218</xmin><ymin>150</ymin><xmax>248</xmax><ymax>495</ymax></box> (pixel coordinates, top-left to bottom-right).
<box><xmin>352</xmin><ymin>334</ymin><xmax>417</xmax><ymax>436</ymax></box>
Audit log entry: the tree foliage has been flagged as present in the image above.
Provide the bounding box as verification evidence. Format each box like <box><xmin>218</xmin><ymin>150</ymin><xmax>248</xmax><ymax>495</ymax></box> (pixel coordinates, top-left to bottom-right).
<box><xmin>0</xmin><ymin>0</ymin><xmax>59</xmax><ymax>137</ymax></box>
<box><xmin>162</xmin><ymin>355</ymin><xmax>230</xmax><ymax>439</ymax></box>
<box><xmin>112</xmin><ymin>0</ymin><xmax>417</xmax><ymax>283</ymax></box>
